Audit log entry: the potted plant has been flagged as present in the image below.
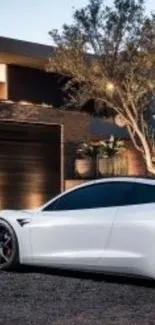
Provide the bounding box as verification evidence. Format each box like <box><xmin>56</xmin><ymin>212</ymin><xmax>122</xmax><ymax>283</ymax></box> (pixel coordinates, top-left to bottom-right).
<box><xmin>75</xmin><ymin>142</ymin><xmax>95</xmax><ymax>179</ymax></box>
<box><xmin>97</xmin><ymin>135</ymin><xmax>128</xmax><ymax>176</ymax></box>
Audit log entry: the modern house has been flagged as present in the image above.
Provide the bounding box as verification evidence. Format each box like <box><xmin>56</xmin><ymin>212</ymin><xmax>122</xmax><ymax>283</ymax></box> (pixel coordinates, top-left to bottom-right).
<box><xmin>0</xmin><ymin>36</ymin><xmax>147</xmax><ymax>210</ymax></box>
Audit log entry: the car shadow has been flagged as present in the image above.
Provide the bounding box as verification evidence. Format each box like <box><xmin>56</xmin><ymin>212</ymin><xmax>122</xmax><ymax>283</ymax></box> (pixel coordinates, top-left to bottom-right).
<box><xmin>8</xmin><ymin>265</ymin><xmax>155</xmax><ymax>288</ymax></box>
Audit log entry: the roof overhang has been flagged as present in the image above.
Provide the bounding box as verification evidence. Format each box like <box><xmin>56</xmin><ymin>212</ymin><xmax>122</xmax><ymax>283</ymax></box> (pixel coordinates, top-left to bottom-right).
<box><xmin>0</xmin><ymin>52</ymin><xmax>47</xmax><ymax>69</ymax></box>
<box><xmin>0</xmin><ymin>36</ymin><xmax>54</xmax><ymax>69</ymax></box>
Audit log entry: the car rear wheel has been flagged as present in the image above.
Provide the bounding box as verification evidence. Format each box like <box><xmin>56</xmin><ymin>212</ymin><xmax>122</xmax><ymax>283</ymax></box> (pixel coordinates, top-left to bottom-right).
<box><xmin>0</xmin><ymin>219</ymin><xmax>19</xmax><ymax>270</ymax></box>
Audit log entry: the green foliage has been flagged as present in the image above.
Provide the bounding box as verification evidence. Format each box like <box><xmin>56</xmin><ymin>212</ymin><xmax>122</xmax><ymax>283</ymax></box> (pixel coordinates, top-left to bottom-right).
<box><xmin>48</xmin><ymin>0</ymin><xmax>155</xmax><ymax>174</ymax></box>
<box><xmin>76</xmin><ymin>142</ymin><xmax>94</xmax><ymax>159</ymax></box>
<box><xmin>97</xmin><ymin>135</ymin><xmax>126</xmax><ymax>157</ymax></box>
<box><xmin>48</xmin><ymin>0</ymin><xmax>155</xmax><ymax>117</ymax></box>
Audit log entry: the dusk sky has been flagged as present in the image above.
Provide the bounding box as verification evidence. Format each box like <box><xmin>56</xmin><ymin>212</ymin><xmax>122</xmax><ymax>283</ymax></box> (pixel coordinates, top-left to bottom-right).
<box><xmin>0</xmin><ymin>0</ymin><xmax>154</xmax><ymax>45</ymax></box>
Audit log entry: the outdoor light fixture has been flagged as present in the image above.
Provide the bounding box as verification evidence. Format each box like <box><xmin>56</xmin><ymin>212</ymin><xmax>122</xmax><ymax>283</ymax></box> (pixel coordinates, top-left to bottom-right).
<box><xmin>106</xmin><ymin>82</ymin><xmax>115</xmax><ymax>93</ymax></box>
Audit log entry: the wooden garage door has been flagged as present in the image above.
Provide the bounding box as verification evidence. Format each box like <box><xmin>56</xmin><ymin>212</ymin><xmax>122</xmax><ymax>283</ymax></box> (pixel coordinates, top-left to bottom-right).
<box><xmin>0</xmin><ymin>122</ymin><xmax>62</xmax><ymax>209</ymax></box>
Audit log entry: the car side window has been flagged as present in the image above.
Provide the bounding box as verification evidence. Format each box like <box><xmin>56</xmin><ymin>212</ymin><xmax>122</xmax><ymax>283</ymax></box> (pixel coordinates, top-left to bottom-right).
<box><xmin>43</xmin><ymin>181</ymin><xmax>134</xmax><ymax>211</ymax></box>
<box><xmin>126</xmin><ymin>183</ymin><xmax>155</xmax><ymax>205</ymax></box>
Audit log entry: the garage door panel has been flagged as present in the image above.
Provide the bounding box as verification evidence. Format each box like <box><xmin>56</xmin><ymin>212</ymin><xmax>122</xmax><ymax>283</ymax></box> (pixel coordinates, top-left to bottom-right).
<box><xmin>0</xmin><ymin>122</ymin><xmax>62</xmax><ymax>210</ymax></box>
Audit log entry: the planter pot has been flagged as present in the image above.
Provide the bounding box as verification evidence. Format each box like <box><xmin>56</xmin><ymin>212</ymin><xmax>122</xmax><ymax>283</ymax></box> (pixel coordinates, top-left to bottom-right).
<box><xmin>112</xmin><ymin>155</ymin><xmax>128</xmax><ymax>175</ymax></box>
<box><xmin>97</xmin><ymin>156</ymin><xmax>112</xmax><ymax>177</ymax></box>
<box><xmin>97</xmin><ymin>155</ymin><xmax>128</xmax><ymax>177</ymax></box>
<box><xmin>75</xmin><ymin>157</ymin><xmax>94</xmax><ymax>179</ymax></box>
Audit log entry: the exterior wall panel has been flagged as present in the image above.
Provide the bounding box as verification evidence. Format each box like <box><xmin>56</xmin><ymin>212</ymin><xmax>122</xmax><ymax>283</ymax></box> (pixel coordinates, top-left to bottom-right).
<box><xmin>7</xmin><ymin>65</ymin><xmax>65</xmax><ymax>106</ymax></box>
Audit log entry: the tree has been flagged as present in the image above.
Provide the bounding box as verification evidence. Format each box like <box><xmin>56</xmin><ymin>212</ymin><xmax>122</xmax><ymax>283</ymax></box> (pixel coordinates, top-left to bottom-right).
<box><xmin>48</xmin><ymin>0</ymin><xmax>155</xmax><ymax>175</ymax></box>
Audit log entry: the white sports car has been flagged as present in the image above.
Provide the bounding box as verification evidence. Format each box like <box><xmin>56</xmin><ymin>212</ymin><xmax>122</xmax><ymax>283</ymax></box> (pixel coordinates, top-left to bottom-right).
<box><xmin>1</xmin><ymin>176</ymin><xmax>155</xmax><ymax>279</ymax></box>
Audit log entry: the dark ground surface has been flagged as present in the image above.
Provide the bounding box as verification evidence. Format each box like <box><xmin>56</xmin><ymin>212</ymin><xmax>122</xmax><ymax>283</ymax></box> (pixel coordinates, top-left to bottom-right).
<box><xmin>0</xmin><ymin>267</ymin><xmax>155</xmax><ymax>325</ymax></box>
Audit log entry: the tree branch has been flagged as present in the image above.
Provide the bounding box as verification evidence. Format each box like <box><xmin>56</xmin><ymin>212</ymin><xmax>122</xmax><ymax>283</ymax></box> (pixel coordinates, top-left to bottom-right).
<box><xmin>127</xmin><ymin>125</ymin><xmax>144</xmax><ymax>154</ymax></box>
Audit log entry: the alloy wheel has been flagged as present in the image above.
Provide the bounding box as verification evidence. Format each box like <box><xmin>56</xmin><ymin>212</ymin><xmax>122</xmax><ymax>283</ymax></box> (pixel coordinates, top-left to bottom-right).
<box><xmin>0</xmin><ymin>226</ymin><xmax>13</xmax><ymax>267</ymax></box>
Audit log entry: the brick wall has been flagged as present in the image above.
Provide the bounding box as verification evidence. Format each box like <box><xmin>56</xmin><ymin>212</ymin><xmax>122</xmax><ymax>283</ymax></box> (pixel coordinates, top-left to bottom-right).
<box><xmin>0</xmin><ymin>102</ymin><xmax>147</xmax><ymax>180</ymax></box>
<box><xmin>0</xmin><ymin>103</ymin><xmax>91</xmax><ymax>178</ymax></box>
<box><xmin>125</xmin><ymin>140</ymin><xmax>146</xmax><ymax>176</ymax></box>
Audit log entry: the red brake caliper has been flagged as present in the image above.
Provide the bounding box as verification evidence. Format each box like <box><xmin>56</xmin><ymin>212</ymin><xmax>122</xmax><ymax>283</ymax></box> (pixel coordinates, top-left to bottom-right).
<box><xmin>4</xmin><ymin>247</ymin><xmax>11</xmax><ymax>256</ymax></box>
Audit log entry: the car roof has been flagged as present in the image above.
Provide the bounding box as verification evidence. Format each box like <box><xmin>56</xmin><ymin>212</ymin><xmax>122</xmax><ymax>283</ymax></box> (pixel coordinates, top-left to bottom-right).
<box><xmin>63</xmin><ymin>176</ymin><xmax>155</xmax><ymax>198</ymax></box>
<box><xmin>93</xmin><ymin>176</ymin><xmax>155</xmax><ymax>185</ymax></box>
<box><xmin>39</xmin><ymin>176</ymin><xmax>155</xmax><ymax>211</ymax></box>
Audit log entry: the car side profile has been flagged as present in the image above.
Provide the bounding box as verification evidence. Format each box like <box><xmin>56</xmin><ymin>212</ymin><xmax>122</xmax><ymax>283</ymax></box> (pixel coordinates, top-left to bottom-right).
<box><xmin>1</xmin><ymin>176</ymin><xmax>155</xmax><ymax>279</ymax></box>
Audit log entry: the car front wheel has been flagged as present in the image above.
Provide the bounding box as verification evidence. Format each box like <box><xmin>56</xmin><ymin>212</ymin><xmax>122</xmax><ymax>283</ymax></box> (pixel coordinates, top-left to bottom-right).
<box><xmin>0</xmin><ymin>219</ymin><xmax>19</xmax><ymax>270</ymax></box>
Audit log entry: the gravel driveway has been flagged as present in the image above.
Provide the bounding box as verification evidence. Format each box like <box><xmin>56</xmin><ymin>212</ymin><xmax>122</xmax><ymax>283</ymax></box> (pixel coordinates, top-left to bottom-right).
<box><xmin>0</xmin><ymin>267</ymin><xmax>155</xmax><ymax>325</ymax></box>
